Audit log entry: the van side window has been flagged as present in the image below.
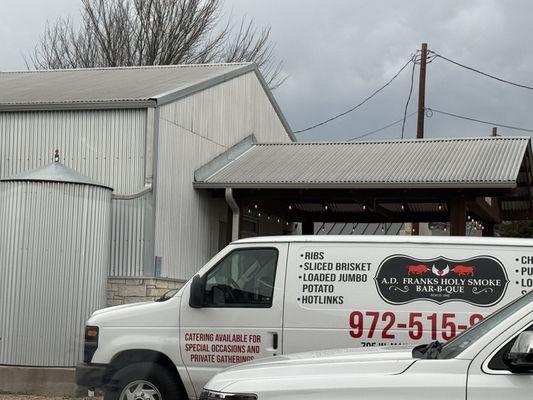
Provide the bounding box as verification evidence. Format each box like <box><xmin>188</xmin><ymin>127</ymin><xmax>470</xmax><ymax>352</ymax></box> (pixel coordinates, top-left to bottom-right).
<box><xmin>203</xmin><ymin>248</ymin><xmax>278</xmax><ymax>308</ymax></box>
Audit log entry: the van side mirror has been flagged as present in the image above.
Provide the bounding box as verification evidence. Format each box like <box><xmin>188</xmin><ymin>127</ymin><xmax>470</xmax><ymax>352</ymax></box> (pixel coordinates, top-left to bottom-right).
<box><xmin>504</xmin><ymin>331</ymin><xmax>533</xmax><ymax>373</ymax></box>
<box><xmin>189</xmin><ymin>274</ymin><xmax>206</xmax><ymax>308</ymax></box>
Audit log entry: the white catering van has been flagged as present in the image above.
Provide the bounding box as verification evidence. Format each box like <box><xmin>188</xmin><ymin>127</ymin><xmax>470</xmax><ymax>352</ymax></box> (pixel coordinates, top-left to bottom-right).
<box><xmin>76</xmin><ymin>236</ymin><xmax>533</xmax><ymax>400</ymax></box>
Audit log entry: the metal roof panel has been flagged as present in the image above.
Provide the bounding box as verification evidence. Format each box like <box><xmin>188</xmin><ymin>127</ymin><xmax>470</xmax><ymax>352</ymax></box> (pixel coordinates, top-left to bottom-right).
<box><xmin>195</xmin><ymin>137</ymin><xmax>530</xmax><ymax>188</ymax></box>
<box><xmin>0</xmin><ymin>63</ymin><xmax>250</xmax><ymax>107</ymax></box>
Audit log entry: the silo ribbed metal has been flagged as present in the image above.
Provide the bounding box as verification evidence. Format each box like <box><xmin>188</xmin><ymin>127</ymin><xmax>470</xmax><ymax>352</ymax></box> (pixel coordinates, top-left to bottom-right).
<box><xmin>0</xmin><ymin>109</ymin><xmax>147</xmax><ymax>276</ymax></box>
<box><xmin>0</xmin><ymin>179</ymin><xmax>112</xmax><ymax>367</ymax></box>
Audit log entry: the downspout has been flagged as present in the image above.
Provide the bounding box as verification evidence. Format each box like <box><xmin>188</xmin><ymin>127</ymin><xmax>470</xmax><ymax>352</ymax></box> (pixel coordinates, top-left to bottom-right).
<box><xmin>111</xmin><ymin>184</ymin><xmax>152</xmax><ymax>200</ymax></box>
<box><xmin>225</xmin><ymin>188</ymin><xmax>240</xmax><ymax>241</ymax></box>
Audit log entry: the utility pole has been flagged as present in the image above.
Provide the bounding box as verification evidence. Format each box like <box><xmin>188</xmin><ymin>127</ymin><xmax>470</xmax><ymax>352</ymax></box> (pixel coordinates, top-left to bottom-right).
<box><xmin>412</xmin><ymin>43</ymin><xmax>428</xmax><ymax>235</ymax></box>
<box><xmin>416</xmin><ymin>43</ymin><xmax>428</xmax><ymax>139</ymax></box>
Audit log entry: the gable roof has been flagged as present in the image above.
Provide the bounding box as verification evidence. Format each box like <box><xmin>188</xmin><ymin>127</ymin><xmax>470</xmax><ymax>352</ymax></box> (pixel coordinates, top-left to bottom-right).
<box><xmin>0</xmin><ymin>63</ymin><xmax>251</xmax><ymax>109</ymax></box>
<box><xmin>194</xmin><ymin>136</ymin><xmax>531</xmax><ymax>189</ymax></box>
<box><xmin>0</xmin><ymin>62</ymin><xmax>295</xmax><ymax>140</ymax></box>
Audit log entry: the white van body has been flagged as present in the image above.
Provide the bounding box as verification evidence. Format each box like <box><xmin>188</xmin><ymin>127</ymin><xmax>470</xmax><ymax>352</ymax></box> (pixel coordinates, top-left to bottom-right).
<box><xmin>76</xmin><ymin>236</ymin><xmax>533</xmax><ymax>399</ymax></box>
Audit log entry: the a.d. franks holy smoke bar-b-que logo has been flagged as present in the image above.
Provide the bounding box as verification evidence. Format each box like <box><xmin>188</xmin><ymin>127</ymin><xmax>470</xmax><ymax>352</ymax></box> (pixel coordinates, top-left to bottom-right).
<box><xmin>374</xmin><ymin>255</ymin><xmax>509</xmax><ymax>306</ymax></box>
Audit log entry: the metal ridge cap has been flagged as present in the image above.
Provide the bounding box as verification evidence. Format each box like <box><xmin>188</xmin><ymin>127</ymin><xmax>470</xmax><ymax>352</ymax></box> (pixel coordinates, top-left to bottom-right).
<box><xmin>252</xmin><ymin>136</ymin><xmax>530</xmax><ymax>146</ymax></box>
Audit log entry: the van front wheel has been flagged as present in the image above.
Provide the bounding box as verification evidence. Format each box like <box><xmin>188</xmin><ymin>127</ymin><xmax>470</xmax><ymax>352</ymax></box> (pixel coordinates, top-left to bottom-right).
<box><xmin>104</xmin><ymin>362</ymin><xmax>181</xmax><ymax>400</ymax></box>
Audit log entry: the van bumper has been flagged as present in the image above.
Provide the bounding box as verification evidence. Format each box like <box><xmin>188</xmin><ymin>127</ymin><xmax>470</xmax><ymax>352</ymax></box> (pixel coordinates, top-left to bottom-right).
<box><xmin>76</xmin><ymin>363</ymin><xmax>108</xmax><ymax>388</ymax></box>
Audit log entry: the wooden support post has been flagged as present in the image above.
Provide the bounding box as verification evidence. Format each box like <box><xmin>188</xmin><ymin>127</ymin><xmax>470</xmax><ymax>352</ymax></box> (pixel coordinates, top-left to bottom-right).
<box><xmin>450</xmin><ymin>198</ymin><xmax>466</xmax><ymax>236</ymax></box>
<box><xmin>302</xmin><ymin>221</ymin><xmax>314</xmax><ymax>235</ymax></box>
<box><xmin>225</xmin><ymin>206</ymin><xmax>233</xmax><ymax>244</ymax></box>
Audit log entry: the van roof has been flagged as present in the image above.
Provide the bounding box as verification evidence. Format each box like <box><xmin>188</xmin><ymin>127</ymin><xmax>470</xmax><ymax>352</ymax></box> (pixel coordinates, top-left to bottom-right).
<box><xmin>233</xmin><ymin>235</ymin><xmax>533</xmax><ymax>248</ymax></box>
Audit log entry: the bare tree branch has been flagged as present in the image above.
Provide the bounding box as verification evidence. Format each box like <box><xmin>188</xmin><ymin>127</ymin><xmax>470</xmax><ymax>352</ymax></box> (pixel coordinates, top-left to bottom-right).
<box><xmin>30</xmin><ymin>0</ymin><xmax>285</xmax><ymax>87</ymax></box>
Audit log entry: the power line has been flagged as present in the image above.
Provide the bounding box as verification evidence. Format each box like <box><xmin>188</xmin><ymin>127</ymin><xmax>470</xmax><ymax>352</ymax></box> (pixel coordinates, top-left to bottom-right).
<box><xmin>426</xmin><ymin>107</ymin><xmax>533</xmax><ymax>134</ymax></box>
<box><xmin>294</xmin><ymin>54</ymin><xmax>416</xmax><ymax>134</ymax></box>
<box><xmin>401</xmin><ymin>55</ymin><xmax>417</xmax><ymax>139</ymax></box>
<box><xmin>347</xmin><ymin>110</ymin><xmax>417</xmax><ymax>141</ymax></box>
<box><xmin>431</xmin><ymin>51</ymin><xmax>533</xmax><ymax>91</ymax></box>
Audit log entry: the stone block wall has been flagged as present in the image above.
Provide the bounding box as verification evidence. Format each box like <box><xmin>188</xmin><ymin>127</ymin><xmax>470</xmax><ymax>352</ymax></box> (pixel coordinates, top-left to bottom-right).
<box><xmin>107</xmin><ymin>277</ymin><xmax>186</xmax><ymax>306</ymax></box>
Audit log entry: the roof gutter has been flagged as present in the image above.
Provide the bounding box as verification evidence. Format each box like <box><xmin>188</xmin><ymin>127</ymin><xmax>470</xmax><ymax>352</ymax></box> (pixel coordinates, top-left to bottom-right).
<box><xmin>0</xmin><ymin>100</ymin><xmax>157</xmax><ymax>112</ymax></box>
<box><xmin>194</xmin><ymin>181</ymin><xmax>519</xmax><ymax>190</ymax></box>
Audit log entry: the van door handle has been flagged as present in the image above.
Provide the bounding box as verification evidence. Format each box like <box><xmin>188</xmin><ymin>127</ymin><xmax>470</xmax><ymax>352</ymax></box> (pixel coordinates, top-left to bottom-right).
<box><xmin>272</xmin><ymin>332</ymin><xmax>279</xmax><ymax>350</ymax></box>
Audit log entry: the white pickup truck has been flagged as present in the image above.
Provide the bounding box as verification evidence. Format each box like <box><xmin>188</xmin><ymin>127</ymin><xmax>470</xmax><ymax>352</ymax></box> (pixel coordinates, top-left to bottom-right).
<box><xmin>202</xmin><ymin>290</ymin><xmax>533</xmax><ymax>400</ymax></box>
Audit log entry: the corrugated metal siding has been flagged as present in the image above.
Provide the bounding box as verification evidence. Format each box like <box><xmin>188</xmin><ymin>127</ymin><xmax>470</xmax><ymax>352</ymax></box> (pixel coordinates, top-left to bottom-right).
<box><xmin>197</xmin><ymin>137</ymin><xmax>529</xmax><ymax>187</ymax></box>
<box><xmin>0</xmin><ymin>181</ymin><xmax>111</xmax><ymax>367</ymax></box>
<box><xmin>0</xmin><ymin>109</ymin><xmax>148</xmax><ymax>276</ymax></box>
<box><xmin>155</xmin><ymin>72</ymin><xmax>291</xmax><ymax>280</ymax></box>
<box><xmin>111</xmin><ymin>196</ymin><xmax>148</xmax><ymax>276</ymax></box>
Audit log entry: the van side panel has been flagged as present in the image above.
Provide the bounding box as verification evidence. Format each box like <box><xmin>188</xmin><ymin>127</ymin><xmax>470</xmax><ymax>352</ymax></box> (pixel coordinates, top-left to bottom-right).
<box><xmin>282</xmin><ymin>242</ymin><xmax>526</xmax><ymax>354</ymax></box>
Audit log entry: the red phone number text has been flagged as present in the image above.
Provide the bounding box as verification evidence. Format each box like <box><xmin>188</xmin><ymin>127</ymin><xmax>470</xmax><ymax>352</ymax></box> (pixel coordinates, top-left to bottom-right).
<box><xmin>349</xmin><ymin>311</ymin><xmax>484</xmax><ymax>341</ymax></box>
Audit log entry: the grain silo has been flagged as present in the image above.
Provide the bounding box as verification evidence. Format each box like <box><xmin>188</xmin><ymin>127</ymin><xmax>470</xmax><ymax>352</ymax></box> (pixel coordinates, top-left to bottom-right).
<box><xmin>0</xmin><ymin>155</ymin><xmax>112</xmax><ymax>366</ymax></box>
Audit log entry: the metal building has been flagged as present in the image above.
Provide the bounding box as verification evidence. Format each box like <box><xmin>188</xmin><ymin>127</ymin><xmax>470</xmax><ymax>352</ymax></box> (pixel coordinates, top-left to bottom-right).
<box><xmin>0</xmin><ymin>64</ymin><xmax>293</xmax><ymax>281</ymax></box>
<box><xmin>0</xmin><ymin>160</ymin><xmax>112</xmax><ymax>366</ymax></box>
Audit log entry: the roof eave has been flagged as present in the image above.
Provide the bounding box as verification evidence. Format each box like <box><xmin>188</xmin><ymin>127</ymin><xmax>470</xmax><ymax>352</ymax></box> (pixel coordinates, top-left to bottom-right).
<box><xmin>193</xmin><ymin>181</ymin><xmax>518</xmax><ymax>189</ymax></box>
<box><xmin>0</xmin><ymin>99</ymin><xmax>156</xmax><ymax>111</ymax></box>
<box><xmin>250</xmin><ymin>68</ymin><xmax>296</xmax><ymax>142</ymax></box>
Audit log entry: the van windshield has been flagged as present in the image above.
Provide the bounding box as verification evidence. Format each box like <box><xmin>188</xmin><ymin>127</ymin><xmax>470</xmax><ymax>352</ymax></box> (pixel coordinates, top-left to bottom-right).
<box><xmin>437</xmin><ymin>291</ymin><xmax>533</xmax><ymax>359</ymax></box>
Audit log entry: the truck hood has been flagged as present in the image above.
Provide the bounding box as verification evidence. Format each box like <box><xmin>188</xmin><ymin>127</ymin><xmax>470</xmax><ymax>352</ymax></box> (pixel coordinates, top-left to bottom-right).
<box><xmin>88</xmin><ymin>295</ymin><xmax>181</xmax><ymax>327</ymax></box>
<box><xmin>206</xmin><ymin>346</ymin><xmax>416</xmax><ymax>392</ymax></box>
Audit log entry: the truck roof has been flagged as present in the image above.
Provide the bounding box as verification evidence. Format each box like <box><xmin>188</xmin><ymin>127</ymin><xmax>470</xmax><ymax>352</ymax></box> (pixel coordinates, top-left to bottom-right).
<box><xmin>233</xmin><ymin>235</ymin><xmax>533</xmax><ymax>248</ymax></box>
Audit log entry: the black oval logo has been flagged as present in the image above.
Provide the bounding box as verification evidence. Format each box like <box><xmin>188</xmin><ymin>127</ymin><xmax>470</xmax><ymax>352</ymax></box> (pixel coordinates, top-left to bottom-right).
<box><xmin>374</xmin><ymin>255</ymin><xmax>509</xmax><ymax>307</ymax></box>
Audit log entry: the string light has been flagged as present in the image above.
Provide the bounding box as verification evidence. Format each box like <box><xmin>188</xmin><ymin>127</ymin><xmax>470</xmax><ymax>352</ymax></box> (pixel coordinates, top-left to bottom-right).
<box><xmin>288</xmin><ymin>205</ymin><xmax>292</xmax><ymax>211</ymax></box>
<box><xmin>321</xmin><ymin>223</ymin><xmax>326</xmax><ymax>232</ymax></box>
<box><xmin>276</xmin><ymin>218</ymin><xmax>280</xmax><ymax>223</ymax></box>
<box><xmin>247</xmin><ymin>208</ymin><xmax>251</xmax><ymax>214</ymax></box>
<box><xmin>362</xmin><ymin>204</ymin><xmax>367</xmax><ymax>211</ymax></box>
<box><xmin>257</xmin><ymin>212</ymin><xmax>261</xmax><ymax>217</ymax></box>
<box><xmin>254</xmin><ymin>204</ymin><xmax>258</xmax><ymax>209</ymax></box>
<box><xmin>323</xmin><ymin>204</ymin><xmax>329</xmax><ymax>211</ymax></box>
<box><xmin>400</xmin><ymin>204</ymin><xmax>405</xmax><ymax>211</ymax></box>
<box><xmin>438</xmin><ymin>203</ymin><xmax>443</xmax><ymax>211</ymax></box>
<box><xmin>351</xmin><ymin>223</ymin><xmax>356</xmax><ymax>233</ymax></box>
<box><xmin>381</xmin><ymin>224</ymin><xmax>385</xmax><ymax>232</ymax></box>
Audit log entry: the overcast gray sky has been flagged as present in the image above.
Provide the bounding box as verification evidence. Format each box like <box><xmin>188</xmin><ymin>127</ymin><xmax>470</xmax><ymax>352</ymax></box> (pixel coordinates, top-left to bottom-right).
<box><xmin>2</xmin><ymin>0</ymin><xmax>533</xmax><ymax>141</ymax></box>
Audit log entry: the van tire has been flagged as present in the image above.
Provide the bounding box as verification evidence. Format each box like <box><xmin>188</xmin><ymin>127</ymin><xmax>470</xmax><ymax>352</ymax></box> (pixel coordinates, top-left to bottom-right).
<box><xmin>104</xmin><ymin>362</ymin><xmax>182</xmax><ymax>400</ymax></box>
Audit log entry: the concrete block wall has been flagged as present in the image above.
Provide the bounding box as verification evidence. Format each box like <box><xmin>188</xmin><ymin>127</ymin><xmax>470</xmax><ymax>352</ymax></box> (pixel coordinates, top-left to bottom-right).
<box><xmin>107</xmin><ymin>277</ymin><xmax>186</xmax><ymax>306</ymax></box>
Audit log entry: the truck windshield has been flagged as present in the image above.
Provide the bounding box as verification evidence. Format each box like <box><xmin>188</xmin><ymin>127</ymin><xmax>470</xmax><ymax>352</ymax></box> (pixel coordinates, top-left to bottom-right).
<box><xmin>437</xmin><ymin>291</ymin><xmax>533</xmax><ymax>359</ymax></box>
